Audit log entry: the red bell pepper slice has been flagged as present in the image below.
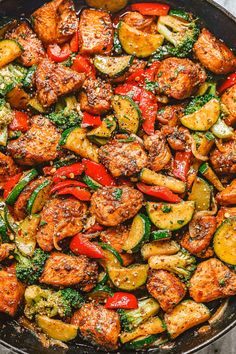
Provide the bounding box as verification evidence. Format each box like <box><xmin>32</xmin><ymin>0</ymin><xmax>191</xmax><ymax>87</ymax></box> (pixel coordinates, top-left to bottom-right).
<box><xmin>130</xmin><ymin>2</ymin><xmax>170</xmax><ymax>16</ymax></box>
<box><xmin>52</xmin><ymin>163</ymin><xmax>84</xmax><ymax>183</ymax></box>
<box><xmin>47</xmin><ymin>43</ymin><xmax>71</xmax><ymax>62</ymax></box>
<box><xmin>105</xmin><ymin>292</ymin><xmax>138</xmax><ymax>309</ymax></box>
<box><xmin>71</xmin><ymin>55</ymin><xmax>96</xmax><ymax>79</ymax></box>
<box><xmin>115</xmin><ymin>84</ymin><xmax>142</xmax><ymax>101</ymax></box>
<box><xmin>144</xmin><ymin>61</ymin><xmax>161</xmax><ymax>82</ymax></box>
<box><xmin>126</xmin><ymin>69</ymin><xmax>146</xmax><ymax>85</ymax></box>
<box><xmin>50</xmin><ymin>180</ymin><xmax>87</xmax><ymax>195</ymax></box>
<box><xmin>3</xmin><ymin>173</ymin><xmax>22</xmax><ymax>199</ymax></box>
<box><xmin>86</xmin><ymin>223</ymin><xmax>104</xmax><ymax>234</ymax></box>
<box><xmin>9</xmin><ymin>111</ymin><xmax>29</xmax><ymax>133</ymax></box>
<box><xmin>70</xmin><ymin>30</ymin><xmax>79</xmax><ymax>53</ymax></box>
<box><xmin>81</xmin><ymin>112</ymin><xmax>102</xmax><ymax>128</ymax></box>
<box><xmin>83</xmin><ymin>159</ymin><xmax>116</xmax><ymax>186</ymax></box>
<box><xmin>57</xmin><ymin>187</ymin><xmax>91</xmax><ymax>201</ymax></box>
<box><xmin>139</xmin><ymin>90</ymin><xmax>158</xmax><ymax>135</ymax></box>
<box><xmin>70</xmin><ymin>233</ymin><xmax>104</xmax><ymax>258</ymax></box>
<box><xmin>137</xmin><ymin>182</ymin><xmax>181</xmax><ymax>203</ymax></box>
<box><xmin>173</xmin><ymin>151</ymin><xmax>192</xmax><ymax>182</ymax></box>
<box><xmin>218</xmin><ymin>73</ymin><xmax>236</xmax><ymax>94</ymax></box>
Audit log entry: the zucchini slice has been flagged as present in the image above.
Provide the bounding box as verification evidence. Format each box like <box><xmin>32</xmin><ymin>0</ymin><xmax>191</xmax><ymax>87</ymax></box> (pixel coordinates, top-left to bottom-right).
<box><xmin>141</xmin><ymin>240</ymin><xmax>180</xmax><ymax>261</ymax></box>
<box><xmin>213</xmin><ymin>217</ymin><xmax>236</xmax><ymax>265</ymax></box>
<box><xmin>111</xmin><ymin>95</ymin><xmax>141</xmax><ymax>134</ymax></box>
<box><xmin>0</xmin><ymin>214</ymin><xmax>8</xmax><ymax>242</ymax></box>
<box><xmin>87</xmin><ymin>115</ymin><xmax>117</xmax><ymax>140</ymax></box>
<box><xmin>85</xmin><ymin>0</ymin><xmax>128</xmax><ymax>12</ymax></box>
<box><xmin>108</xmin><ymin>264</ymin><xmax>149</xmax><ymax>290</ymax></box>
<box><xmin>122</xmin><ymin>213</ymin><xmax>151</xmax><ymax>253</ymax></box>
<box><xmin>0</xmin><ymin>125</ymin><xmax>8</xmax><ymax>146</ymax></box>
<box><xmin>180</xmin><ymin>99</ymin><xmax>220</xmax><ymax>131</ymax></box>
<box><xmin>199</xmin><ymin>163</ymin><xmax>224</xmax><ymax>192</ymax></box>
<box><xmin>5</xmin><ymin>169</ymin><xmax>38</xmax><ymax>206</ymax></box>
<box><xmin>99</xmin><ymin>243</ymin><xmax>124</xmax><ymax>267</ymax></box>
<box><xmin>164</xmin><ymin>300</ymin><xmax>210</xmax><ymax>339</ymax></box>
<box><xmin>188</xmin><ymin>177</ymin><xmax>212</xmax><ymax>211</ymax></box>
<box><xmin>125</xmin><ymin>334</ymin><xmax>159</xmax><ymax>349</ymax></box>
<box><xmin>151</xmin><ymin>229</ymin><xmax>172</xmax><ymax>241</ymax></box>
<box><xmin>4</xmin><ymin>206</ymin><xmax>18</xmax><ymax>234</ymax></box>
<box><xmin>97</xmin><ymin>271</ymin><xmax>109</xmax><ymax>285</ymax></box>
<box><xmin>59</xmin><ymin>127</ymin><xmax>99</xmax><ymax>162</ymax></box>
<box><xmin>15</xmin><ymin>215</ymin><xmax>40</xmax><ymax>256</ymax></box>
<box><xmin>118</xmin><ymin>22</ymin><xmax>164</xmax><ymax>58</ymax></box>
<box><xmin>140</xmin><ymin>168</ymin><xmax>186</xmax><ymax>194</ymax></box>
<box><xmin>211</xmin><ymin>118</ymin><xmax>234</xmax><ymax>139</ymax></box>
<box><xmin>0</xmin><ymin>39</ymin><xmax>22</xmax><ymax>68</ymax></box>
<box><xmin>36</xmin><ymin>315</ymin><xmax>78</xmax><ymax>342</ymax></box>
<box><xmin>146</xmin><ymin>201</ymin><xmax>195</xmax><ymax>231</ymax></box>
<box><xmin>83</xmin><ymin>175</ymin><xmax>102</xmax><ymax>190</ymax></box>
<box><xmin>87</xmin><ymin>284</ymin><xmax>113</xmax><ymax>303</ymax></box>
<box><xmin>26</xmin><ymin>179</ymin><xmax>51</xmax><ymax>215</ymax></box>
<box><xmin>27</xmin><ymin>97</ymin><xmax>46</xmax><ymax>113</ymax></box>
<box><xmin>94</xmin><ymin>55</ymin><xmax>133</xmax><ymax>78</ymax></box>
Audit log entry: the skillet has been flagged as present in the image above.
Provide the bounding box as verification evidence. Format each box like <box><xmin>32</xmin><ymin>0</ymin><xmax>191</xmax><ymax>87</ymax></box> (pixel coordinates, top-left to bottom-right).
<box><xmin>0</xmin><ymin>0</ymin><xmax>235</xmax><ymax>353</ymax></box>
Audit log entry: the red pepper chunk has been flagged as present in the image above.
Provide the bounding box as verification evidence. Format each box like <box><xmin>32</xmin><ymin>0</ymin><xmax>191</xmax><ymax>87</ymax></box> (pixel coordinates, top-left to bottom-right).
<box><xmin>130</xmin><ymin>3</ymin><xmax>170</xmax><ymax>16</ymax></box>
<box><xmin>82</xmin><ymin>112</ymin><xmax>102</xmax><ymax>128</ymax></box>
<box><xmin>70</xmin><ymin>30</ymin><xmax>79</xmax><ymax>53</ymax></box>
<box><xmin>47</xmin><ymin>43</ymin><xmax>71</xmax><ymax>62</ymax></box>
<box><xmin>218</xmin><ymin>73</ymin><xmax>236</xmax><ymax>94</ymax></box>
<box><xmin>9</xmin><ymin>111</ymin><xmax>29</xmax><ymax>133</ymax></box>
<box><xmin>82</xmin><ymin>159</ymin><xmax>116</xmax><ymax>186</ymax></box>
<box><xmin>137</xmin><ymin>183</ymin><xmax>181</xmax><ymax>203</ymax></box>
<box><xmin>126</xmin><ymin>69</ymin><xmax>146</xmax><ymax>85</ymax></box>
<box><xmin>57</xmin><ymin>187</ymin><xmax>91</xmax><ymax>201</ymax></box>
<box><xmin>52</xmin><ymin>163</ymin><xmax>84</xmax><ymax>183</ymax></box>
<box><xmin>173</xmin><ymin>151</ymin><xmax>192</xmax><ymax>182</ymax></box>
<box><xmin>139</xmin><ymin>90</ymin><xmax>158</xmax><ymax>135</ymax></box>
<box><xmin>144</xmin><ymin>61</ymin><xmax>161</xmax><ymax>82</ymax></box>
<box><xmin>70</xmin><ymin>233</ymin><xmax>104</xmax><ymax>259</ymax></box>
<box><xmin>3</xmin><ymin>173</ymin><xmax>22</xmax><ymax>199</ymax></box>
<box><xmin>115</xmin><ymin>84</ymin><xmax>142</xmax><ymax>101</ymax></box>
<box><xmin>71</xmin><ymin>55</ymin><xmax>96</xmax><ymax>79</ymax></box>
<box><xmin>105</xmin><ymin>292</ymin><xmax>138</xmax><ymax>309</ymax></box>
<box><xmin>86</xmin><ymin>224</ymin><xmax>104</xmax><ymax>234</ymax></box>
<box><xmin>50</xmin><ymin>180</ymin><xmax>87</xmax><ymax>194</ymax></box>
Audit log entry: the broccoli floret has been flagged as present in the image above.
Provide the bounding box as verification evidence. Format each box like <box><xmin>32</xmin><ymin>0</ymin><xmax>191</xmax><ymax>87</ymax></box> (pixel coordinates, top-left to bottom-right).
<box><xmin>47</xmin><ymin>96</ymin><xmax>81</xmax><ymax>130</ymax></box>
<box><xmin>0</xmin><ymin>98</ymin><xmax>13</xmax><ymax>126</ymax></box>
<box><xmin>0</xmin><ymin>63</ymin><xmax>28</xmax><ymax>96</ymax></box>
<box><xmin>15</xmin><ymin>248</ymin><xmax>49</xmax><ymax>285</ymax></box>
<box><xmin>185</xmin><ymin>93</ymin><xmax>217</xmax><ymax>115</ymax></box>
<box><xmin>24</xmin><ymin>285</ymin><xmax>84</xmax><ymax>320</ymax></box>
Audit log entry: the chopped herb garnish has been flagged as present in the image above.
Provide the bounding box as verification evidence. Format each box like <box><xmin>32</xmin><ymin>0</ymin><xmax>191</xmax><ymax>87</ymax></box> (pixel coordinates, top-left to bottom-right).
<box><xmin>113</xmin><ymin>188</ymin><xmax>123</xmax><ymax>200</ymax></box>
<box><xmin>177</xmin><ymin>220</ymin><xmax>185</xmax><ymax>225</ymax></box>
<box><xmin>161</xmin><ymin>205</ymin><xmax>172</xmax><ymax>213</ymax></box>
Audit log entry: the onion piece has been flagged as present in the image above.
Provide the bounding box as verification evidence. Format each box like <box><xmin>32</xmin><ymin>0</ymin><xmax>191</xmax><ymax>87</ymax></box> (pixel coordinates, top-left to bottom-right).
<box><xmin>209</xmin><ymin>300</ymin><xmax>229</xmax><ymax>326</ymax></box>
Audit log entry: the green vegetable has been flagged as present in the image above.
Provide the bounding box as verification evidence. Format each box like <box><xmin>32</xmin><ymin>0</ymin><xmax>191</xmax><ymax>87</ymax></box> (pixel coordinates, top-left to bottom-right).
<box><xmin>0</xmin><ymin>214</ymin><xmax>8</xmax><ymax>242</ymax></box>
<box><xmin>199</xmin><ymin>163</ymin><xmax>224</xmax><ymax>191</ymax></box>
<box><xmin>93</xmin><ymin>55</ymin><xmax>133</xmax><ymax>78</ymax></box>
<box><xmin>36</xmin><ymin>315</ymin><xmax>78</xmax><ymax>342</ymax></box>
<box><xmin>87</xmin><ymin>115</ymin><xmax>117</xmax><ymax>141</ymax></box>
<box><xmin>213</xmin><ymin>217</ymin><xmax>236</xmax><ymax>265</ymax></box>
<box><xmin>168</xmin><ymin>9</ymin><xmax>191</xmax><ymax>21</ymax></box>
<box><xmin>83</xmin><ymin>175</ymin><xmax>102</xmax><ymax>190</ymax></box>
<box><xmin>0</xmin><ymin>63</ymin><xmax>27</xmax><ymax>96</ymax></box>
<box><xmin>151</xmin><ymin>230</ymin><xmax>172</xmax><ymax>241</ymax></box>
<box><xmin>0</xmin><ymin>39</ymin><xmax>22</xmax><ymax>68</ymax></box>
<box><xmin>99</xmin><ymin>243</ymin><xmax>124</xmax><ymax>266</ymax></box>
<box><xmin>108</xmin><ymin>264</ymin><xmax>149</xmax><ymax>291</ymax></box>
<box><xmin>27</xmin><ymin>179</ymin><xmax>51</xmax><ymax>215</ymax></box>
<box><xmin>0</xmin><ymin>98</ymin><xmax>13</xmax><ymax>126</ymax></box>
<box><xmin>188</xmin><ymin>177</ymin><xmax>212</xmax><ymax>211</ymax></box>
<box><xmin>113</xmin><ymin>188</ymin><xmax>123</xmax><ymax>200</ymax></box>
<box><xmin>185</xmin><ymin>94</ymin><xmax>217</xmax><ymax>115</ymax></box>
<box><xmin>0</xmin><ymin>125</ymin><xmax>8</xmax><ymax>146</ymax></box>
<box><xmin>15</xmin><ymin>215</ymin><xmax>40</xmax><ymax>256</ymax></box>
<box><xmin>125</xmin><ymin>334</ymin><xmax>160</xmax><ymax>349</ymax></box>
<box><xmin>23</xmin><ymin>65</ymin><xmax>37</xmax><ymax>87</ymax></box>
<box><xmin>4</xmin><ymin>205</ymin><xmax>18</xmax><ymax>234</ymax></box>
<box><xmin>211</xmin><ymin>118</ymin><xmax>234</xmax><ymax>139</ymax></box>
<box><xmin>87</xmin><ymin>284</ymin><xmax>113</xmax><ymax>303</ymax></box>
<box><xmin>113</xmin><ymin>31</ymin><xmax>123</xmax><ymax>55</ymax></box>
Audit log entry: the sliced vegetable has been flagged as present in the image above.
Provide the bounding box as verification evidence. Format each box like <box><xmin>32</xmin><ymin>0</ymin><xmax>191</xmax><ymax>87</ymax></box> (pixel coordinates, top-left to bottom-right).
<box><xmin>0</xmin><ymin>125</ymin><xmax>8</xmax><ymax>146</ymax></box>
<box><xmin>173</xmin><ymin>151</ymin><xmax>192</xmax><ymax>182</ymax></box>
<box><xmin>71</xmin><ymin>54</ymin><xmax>96</xmax><ymax>79</ymax></box>
<box><xmin>213</xmin><ymin>217</ymin><xmax>236</xmax><ymax>265</ymax></box>
<box><xmin>47</xmin><ymin>43</ymin><xmax>71</xmax><ymax>63</ymax></box>
<box><xmin>125</xmin><ymin>334</ymin><xmax>159</xmax><ymax>349</ymax></box>
<box><xmin>94</xmin><ymin>55</ymin><xmax>133</xmax><ymax>78</ymax></box>
<box><xmin>82</xmin><ymin>175</ymin><xmax>102</xmax><ymax>190</ymax></box>
<box><xmin>6</xmin><ymin>86</ymin><xmax>30</xmax><ymax>110</ymax></box>
<box><xmin>218</xmin><ymin>73</ymin><xmax>236</xmax><ymax>94</ymax></box>
<box><xmin>130</xmin><ymin>3</ymin><xmax>170</xmax><ymax>16</ymax></box>
<box><xmin>50</xmin><ymin>180</ymin><xmax>87</xmax><ymax>195</ymax></box>
<box><xmin>151</xmin><ymin>229</ymin><xmax>172</xmax><ymax>241</ymax></box>
<box><xmin>3</xmin><ymin>174</ymin><xmax>22</xmax><ymax>199</ymax></box>
<box><xmin>87</xmin><ymin>115</ymin><xmax>117</xmax><ymax>140</ymax></box>
<box><xmin>4</xmin><ymin>206</ymin><xmax>18</xmax><ymax>234</ymax></box>
<box><xmin>70</xmin><ymin>233</ymin><xmax>104</xmax><ymax>259</ymax></box>
<box><xmin>105</xmin><ymin>292</ymin><xmax>138</xmax><ymax>309</ymax></box>
<box><xmin>86</xmin><ymin>0</ymin><xmax>128</xmax><ymax>12</ymax></box>
<box><xmin>211</xmin><ymin>118</ymin><xmax>234</xmax><ymax>139</ymax></box>
<box><xmin>87</xmin><ymin>285</ymin><xmax>113</xmax><ymax>303</ymax></box>
<box><xmin>81</xmin><ymin>112</ymin><xmax>102</xmax><ymax>128</ymax></box>
<box><xmin>137</xmin><ymin>183</ymin><xmax>181</xmax><ymax>203</ymax></box>
<box><xmin>0</xmin><ymin>214</ymin><xmax>8</xmax><ymax>242</ymax></box>
<box><xmin>0</xmin><ymin>39</ymin><xmax>22</xmax><ymax>68</ymax></box>
<box><xmin>199</xmin><ymin>163</ymin><xmax>224</xmax><ymax>191</ymax></box>
<box><xmin>57</xmin><ymin>187</ymin><xmax>91</xmax><ymax>201</ymax></box>
<box><xmin>188</xmin><ymin>177</ymin><xmax>212</xmax><ymax>211</ymax></box>
<box><xmin>52</xmin><ymin>163</ymin><xmax>84</xmax><ymax>183</ymax></box>
<box><xmin>141</xmin><ymin>240</ymin><xmax>180</xmax><ymax>260</ymax></box>
<box><xmin>36</xmin><ymin>315</ymin><xmax>78</xmax><ymax>342</ymax></box>
<box><xmin>108</xmin><ymin>264</ymin><xmax>149</xmax><ymax>291</ymax></box>
<box><xmin>139</xmin><ymin>89</ymin><xmax>158</xmax><ymax>136</ymax></box>
<box><xmin>15</xmin><ymin>215</ymin><xmax>40</xmax><ymax>256</ymax></box>
<box><xmin>99</xmin><ymin>243</ymin><xmax>124</xmax><ymax>267</ymax></box>
<box><xmin>9</xmin><ymin>111</ymin><xmax>29</xmax><ymax>132</ymax></box>
<box><xmin>83</xmin><ymin>159</ymin><xmax>115</xmax><ymax>186</ymax></box>
<box><xmin>27</xmin><ymin>97</ymin><xmax>46</xmax><ymax>113</ymax></box>
<box><xmin>26</xmin><ymin>179</ymin><xmax>51</xmax><ymax>215</ymax></box>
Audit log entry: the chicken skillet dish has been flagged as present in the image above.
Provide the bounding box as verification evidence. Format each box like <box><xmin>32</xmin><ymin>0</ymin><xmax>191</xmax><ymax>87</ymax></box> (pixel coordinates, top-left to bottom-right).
<box><xmin>0</xmin><ymin>0</ymin><xmax>236</xmax><ymax>351</ymax></box>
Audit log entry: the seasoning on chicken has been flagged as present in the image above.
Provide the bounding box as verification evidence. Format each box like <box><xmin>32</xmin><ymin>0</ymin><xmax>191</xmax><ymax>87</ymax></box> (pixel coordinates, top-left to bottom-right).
<box><xmin>156</xmin><ymin>104</ymin><xmax>185</xmax><ymax>126</ymax></box>
<box><xmin>71</xmin><ymin>303</ymin><xmax>120</xmax><ymax>350</ymax></box>
<box><xmin>143</xmin><ymin>131</ymin><xmax>172</xmax><ymax>172</ymax></box>
<box><xmin>36</xmin><ymin>197</ymin><xmax>87</xmax><ymax>252</ymax></box>
<box><xmin>32</xmin><ymin>0</ymin><xmax>77</xmax><ymax>45</ymax></box>
<box><xmin>0</xmin><ymin>152</ymin><xmax>19</xmax><ymax>186</ymax></box>
<box><xmin>35</xmin><ymin>59</ymin><xmax>85</xmax><ymax>107</ymax></box>
<box><xmin>147</xmin><ymin>269</ymin><xmax>186</xmax><ymax>313</ymax></box>
<box><xmin>6</xmin><ymin>22</ymin><xmax>45</xmax><ymax>67</ymax></box>
<box><xmin>90</xmin><ymin>186</ymin><xmax>143</xmax><ymax>226</ymax></box>
<box><xmin>193</xmin><ymin>28</ymin><xmax>236</xmax><ymax>75</ymax></box>
<box><xmin>113</xmin><ymin>59</ymin><xmax>146</xmax><ymax>83</ymax></box>
<box><xmin>161</xmin><ymin>126</ymin><xmax>189</xmax><ymax>151</ymax></box>
<box><xmin>123</xmin><ymin>11</ymin><xmax>157</xmax><ymax>33</ymax></box>
<box><xmin>216</xmin><ymin>207</ymin><xmax>236</xmax><ymax>226</ymax></box>
<box><xmin>221</xmin><ymin>84</ymin><xmax>236</xmax><ymax>126</ymax></box>
<box><xmin>216</xmin><ymin>179</ymin><xmax>236</xmax><ymax>205</ymax></box>
<box><xmin>189</xmin><ymin>258</ymin><xmax>236</xmax><ymax>302</ymax></box>
<box><xmin>0</xmin><ymin>244</ymin><xmax>15</xmax><ymax>262</ymax></box>
<box><xmin>155</xmin><ymin>57</ymin><xmax>206</xmax><ymax>100</ymax></box>
<box><xmin>39</xmin><ymin>252</ymin><xmax>98</xmax><ymax>291</ymax></box>
<box><xmin>79</xmin><ymin>77</ymin><xmax>113</xmax><ymax>115</ymax></box>
<box><xmin>99</xmin><ymin>139</ymin><xmax>148</xmax><ymax>177</ymax></box>
<box><xmin>100</xmin><ymin>224</ymin><xmax>130</xmax><ymax>252</ymax></box>
<box><xmin>79</xmin><ymin>9</ymin><xmax>113</xmax><ymax>55</ymax></box>
<box><xmin>210</xmin><ymin>133</ymin><xmax>236</xmax><ymax>174</ymax></box>
<box><xmin>7</xmin><ymin>116</ymin><xmax>61</xmax><ymax>166</ymax></box>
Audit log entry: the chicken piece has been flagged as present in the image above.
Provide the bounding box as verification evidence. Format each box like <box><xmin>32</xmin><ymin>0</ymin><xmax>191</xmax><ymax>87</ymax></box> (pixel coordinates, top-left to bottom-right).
<box><xmin>123</xmin><ymin>11</ymin><xmax>157</xmax><ymax>33</ymax></box>
<box><xmin>161</xmin><ymin>126</ymin><xmax>189</xmax><ymax>151</ymax></box>
<box><xmin>112</xmin><ymin>59</ymin><xmax>146</xmax><ymax>83</ymax></box>
<box><xmin>155</xmin><ymin>58</ymin><xmax>206</xmax><ymax>100</ymax></box>
<box><xmin>210</xmin><ymin>133</ymin><xmax>236</xmax><ymax>174</ymax></box>
<box><xmin>14</xmin><ymin>177</ymin><xmax>50</xmax><ymax>221</ymax></box>
<box><xmin>196</xmin><ymin>247</ymin><xmax>214</xmax><ymax>259</ymax></box>
<box><xmin>79</xmin><ymin>77</ymin><xmax>113</xmax><ymax>115</ymax></box>
<box><xmin>156</xmin><ymin>104</ymin><xmax>185</xmax><ymax>127</ymax></box>
<box><xmin>36</xmin><ymin>197</ymin><xmax>87</xmax><ymax>252</ymax></box>
<box><xmin>40</xmin><ymin>252</ymin><xmax>98</xmax><ymax>291</ymax></box>
<box><xmin>193</xmin><ymin>28</ymin><xmax>236</xmax><ymax>75</ymax></box>
<box><xmin>7</xmin><ymin>116</ymin><xmax>60</xmax><ymax>166</ymax></box>
<box><xmin>0</xmin><ymin>152</ymin><xmax>19</xmax><ymax>187</ymax></box>
<box><xmin>0</xmin><ymin>265</ymin><xmax>24</xmax><ymax>316</ymax></box>
<box><xmin>216</xmin><ymin>207</ymin><xmax>236</xmax><ymax>226</ymax></box>
<box><xmin>221</xmin><ymin>84</ymin><xmax>236</xmax><ymax>126</ymax></box>
<box><xmin>180</xmin><ymin>215</ymin><xmax>217</xmax><ymax>255</ymax></box>
<box><xmin>100</xmin><ymin>224</ymin><xmax>130</xmax><ymax>253</ymax></box>
<box><xmin>147</xmin><ymin>270</ymin><xmax>186</xmax><ymax>313</ymax></box>
<box><xmin>90</xmin><ymin>186</ymin><xmax>143</xmax><ymax>226</ymax></box>
<box><xmin>99</xmin><ymin>139</ymin><xmax>148</xmax><ymax>177</ymax></box>
<box><xmin>216</xmin><ymin>179</ymin><xmax>236</xmax><ymax>205</ymax></box>
<box><xmin>79</xmin><ymin>9</ymin><xmax>113</xmax><ymax>55</ymax></box>
<box><xmin>190</xmin><ymin>258</ymin><xmax>236</xmax><ymax>302</ymax></box>
<box><xmin>0</xmin><ymin>244</ymin><xmax>15</xmax><ymax>262</ymax></box>
<box><xmin>32</xmin><ymin>0</ymin><xmax>77</xmax><ymax>45</ymax></box>
<box><xmin>35</xmin><ymin>58</ymin><xmax>85</xmax><ymax>107</ymax></box>
<box><xmin>143</xmin><ymin>131</ymin><xmax>172</xmax><ymax>172</ymax></box>
<box><xmin>71</xmin><ymin>303</ymin><xmax>120</xmax><ymax>350</ymax></box>
<box><xmin>6</xmin><ymin>22</ymin><xmax>45</xmax><ymax>66</ymax></box>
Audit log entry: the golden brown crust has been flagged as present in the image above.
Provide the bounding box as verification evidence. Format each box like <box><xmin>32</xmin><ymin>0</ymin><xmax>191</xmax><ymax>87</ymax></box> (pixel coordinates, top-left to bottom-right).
<box><xmin>221</xmin><ymin>84</ymin><xmax>236</xmax><ymax>126</ymax></box>
<box><xmin>144</xmin><ymin>131</ymin><xmax>172</xmax><ymax>172</ymax></box>
<box><xmin>210</xmin><ymin>133</ymin><xmax>236</xmax><ymax>174</ymax></box>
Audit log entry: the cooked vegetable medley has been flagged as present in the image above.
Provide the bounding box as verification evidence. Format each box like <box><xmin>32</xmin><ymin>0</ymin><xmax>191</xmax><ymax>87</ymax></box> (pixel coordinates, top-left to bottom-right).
<box><xmin>0</xmin><ymin>0</ymin><xmax>236</xmax><ymax>351</ymax></box>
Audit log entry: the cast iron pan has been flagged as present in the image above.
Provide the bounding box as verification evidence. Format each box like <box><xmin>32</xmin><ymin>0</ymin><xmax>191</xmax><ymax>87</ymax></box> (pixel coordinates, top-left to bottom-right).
<box><xmin>0</xmin><ymin>0</ymin><xmax>235</xmax><ymax>353</ymax></box>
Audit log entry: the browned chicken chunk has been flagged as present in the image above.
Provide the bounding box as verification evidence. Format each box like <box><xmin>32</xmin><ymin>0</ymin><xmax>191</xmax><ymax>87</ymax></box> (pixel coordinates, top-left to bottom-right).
<box><xmin>210</xmin><ymin>133</ymin><xmax>236</xmax><ymax>174</ymax></box>
<box><xmin>35</xmin><ymin>58</ymin><xmax>85</xmax><ymax>107</ymax></box>
<box><xmin>193</xmin><ymin>28</ymin><xmax>236</xmax><ymax>74</ymax></box>
<box><xmin>0</xmin><ymin>244</ymin><xmax>15</xmax><ymax>262</ymax></box>
<box><xmin>189</xmin><ymin>258</ymin><xmax>236</xmax><ymax>302</ymax></box>
<box><xmin>6</xmin><ymin>22</ymin><xmax>45</xmax><ymax>66</ymax></box>
<box><xmin>147</xmin><ymin>269</ymin><xmax>186</xmax><ymax>312</ymax></box>
<box><xmin>216</xmin><ymin>207</ymin><xmax>236</xmax><ymax>226</ymax></box>
<box><xmin>113</xmin><ymin>59</ymin><xmax>146</xmax><ymax>83</ymax></box>
<box><xmin>90</xmin><ymin>186</ymin><xmax>143</xmax><ymax>226</ymax></box>
<box><xmin>216</xmin><ymin>179</ymin><xmax>236</xmax><ymax>205</ymax></box>
<box><xmin>161</xmin><ymin>126</ymin><xmax>189</xmax><ymax>151</ymax></box>
<box><xmin>71</xmin><ymin>303</ymin><xmax>120</xmax><ymax>350</ymax></box>
<box><xmin>99</xmin><ymin>139</ymin><xmax>148</xmax><ymax>177</ymax></box>
<box><xmin>144</xmin><ymin>131</ymin><xmax>172</xmax><ymax>172</ymax></box>
<box><xmin>0</xmin><ymin>152</ymin><xmax>19</xmax><ymax>187</ymax></box>
<box><xmin>156</xmin><ymin>104</ymin><xmax>185</xmax><ymax>126</ymax></box>
<box><xmin>32</xmin><ymin>0</ymin><xmax>77</xmax><ymax>45</ymax></box>
<box><xmin>79</xmin><ymin>77</ymin><xmax>113</xmax><ymax>115</ymax></box>
<box><xmin>123</xmin><ymin>11</ymin><xmax>157</xmax><ymax>33</ymax></box>
<box><xmin>221</xmin><ymin>84</ymin><xmax>236</xmax><ymax>126</ymax></box>
<box><xmin>36</xmin><ymin>197</ymin><xmax>87</xmax><ymax>252</ymax></box>
<box><xmin>155</xmin><ymin>58</ymin><xmax>206</xmax><ymax>100</ymax></box>
<box><xmin>79</xmin><ymin>9</ymin><xmax>113</xmax><ymax>55</ymax></box>
<box><xmin>0</xmin><ymin>265</ymin><xmax>24</xmax><ymax>316</ymax></box>
<box><xmin>7</xmin><ymin>116</ymin><xmax>60</xmax><ymax>166</ymax></box>
<box><xmin>39</xmin><ymin>252</ymin><xmax>98</xmax><ymax>291</ymax></box>
<box><xmin>100</xmin><ymin>224</ymin><xmax>129</xmax><ymax>253</ymax></box>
